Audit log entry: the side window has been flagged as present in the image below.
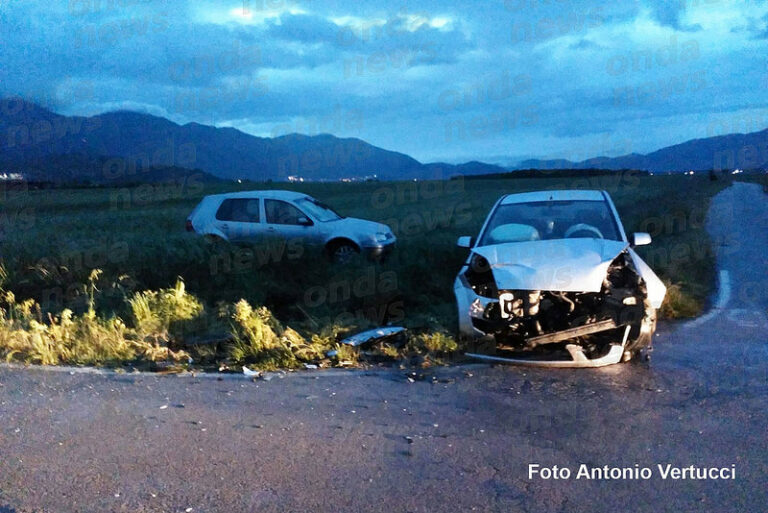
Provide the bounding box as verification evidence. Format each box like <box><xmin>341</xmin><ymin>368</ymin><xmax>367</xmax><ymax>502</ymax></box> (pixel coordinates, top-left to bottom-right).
<box><xmin>215</xmin><ymin>198</ymin><xmax>260</xmax><ymax>223</ymax></box>
<box><xmin>265</xmin><ymin>199</ymin><xmax>305</xmax><ymax>225</ymax></box>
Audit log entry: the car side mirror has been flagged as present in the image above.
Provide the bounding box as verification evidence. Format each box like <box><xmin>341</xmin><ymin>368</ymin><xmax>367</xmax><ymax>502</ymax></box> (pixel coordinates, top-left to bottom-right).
<box><xmin>457</xmin><ymin>236</ymin><xmax>474</xmax><ymax>248</ymax></box>
<box><xmin>631</xmin><ymin>232</ymin><xmax>652</xmax><ymax>246</ymax></box>
<box><xmin>297</xmin><ymin>216</ymin><xmax>313</xmax><ymax>226</ymax></box>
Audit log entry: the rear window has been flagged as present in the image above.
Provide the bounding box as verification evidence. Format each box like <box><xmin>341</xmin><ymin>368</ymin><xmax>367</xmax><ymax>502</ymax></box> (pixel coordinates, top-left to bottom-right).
<box><xmin>215</xmin><ymin>198</ymin><xmax>260</xmax><ymax>223</ymax></box>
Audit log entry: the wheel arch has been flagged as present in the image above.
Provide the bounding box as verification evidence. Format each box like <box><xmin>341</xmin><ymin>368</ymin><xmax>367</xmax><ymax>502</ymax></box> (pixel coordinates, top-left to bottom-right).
<box><xmin>200</xmin><ymin>227</ymin><xmax>229</xmax><ymax>241</ymax></box>
<box><xmin>324</xmin><ymin>237</ymin><xmax>361</xmax><ymax>254</ymax></box>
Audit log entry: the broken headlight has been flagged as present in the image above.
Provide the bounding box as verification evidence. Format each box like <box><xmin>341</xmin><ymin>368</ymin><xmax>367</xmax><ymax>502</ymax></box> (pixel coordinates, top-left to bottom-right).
<box><xmin>465</xmin><ymin>254</ymin><xmax>498</xmax><ymax>298</ymax></box>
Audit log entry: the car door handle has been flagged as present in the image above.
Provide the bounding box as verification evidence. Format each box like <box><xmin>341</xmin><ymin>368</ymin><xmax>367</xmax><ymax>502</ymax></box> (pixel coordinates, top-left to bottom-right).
<box><xmin>267</xmin><ymin>227</ymin><xmax>276</xmax><ymax>232</ymax></box>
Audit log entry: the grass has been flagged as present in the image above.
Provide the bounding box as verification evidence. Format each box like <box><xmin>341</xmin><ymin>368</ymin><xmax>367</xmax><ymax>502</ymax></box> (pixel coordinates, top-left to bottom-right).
<box><xmin>738</xmin><ymin>172</ymin><xmax>768</xmax><ymax>190</ymax></box>
<box><xmin>0</xmin><ymin>172</ymin><xmax>736</xmax><ymax>369</ymax></box>
<box><xmin>0</xmin><ymin>275</ymin><xmax>190</xmax><ymax>367</ymax></box>
<box><xmin>129</xmin><ymin>278</ymin><xmax>203</xmax><ymax>342</ymax></box>
<box><xmin>228</xmin><ymin>299</ymin><xmax>330</xmax><ymax>370</ymax></box>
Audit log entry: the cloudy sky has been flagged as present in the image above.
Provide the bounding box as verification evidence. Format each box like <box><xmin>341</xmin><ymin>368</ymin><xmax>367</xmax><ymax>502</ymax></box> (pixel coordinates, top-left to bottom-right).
<box><xmin>2</xmin><ymin>0</ymin><xmax>768</xmax><ymax>164</ymax></box>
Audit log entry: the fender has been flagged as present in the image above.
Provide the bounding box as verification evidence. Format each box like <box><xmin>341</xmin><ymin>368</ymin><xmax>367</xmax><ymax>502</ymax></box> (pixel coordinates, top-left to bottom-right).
<box><xmin>628</xmin><ymin>248</ymin><xmax>667</xmax><ymax>309</ymax></box>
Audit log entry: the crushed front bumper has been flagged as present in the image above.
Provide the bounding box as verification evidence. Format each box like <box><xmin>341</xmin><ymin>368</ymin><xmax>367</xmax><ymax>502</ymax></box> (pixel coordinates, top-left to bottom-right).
<box><xmin>466</xmin><ymin>335</ymin><xmax>628</xmax><ymax>368</ymax></box>
<box><xmin>454</xmin><ymin>273</ymin><xmax>495</xmax><ymax>338</ymax></box>
<box><xmin>455</xmin><ymin>273</ymin><xmax>635</xmax><ymax>367</ymax></box>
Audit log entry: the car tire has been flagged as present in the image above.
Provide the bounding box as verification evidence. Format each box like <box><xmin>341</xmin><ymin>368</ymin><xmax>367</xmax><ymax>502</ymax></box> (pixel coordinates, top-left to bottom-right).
<box><xmin>328</xmin><ymin>240</ymin><xmax>359</xmax><ymax>264</ymax></box>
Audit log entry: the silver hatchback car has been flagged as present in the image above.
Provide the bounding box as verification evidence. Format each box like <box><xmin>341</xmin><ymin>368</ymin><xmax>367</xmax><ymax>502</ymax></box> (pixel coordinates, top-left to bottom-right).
<box><xmin>186</xmin><ymin>190</ymin><xmax>396</xmax><ymax>262</ymax></box>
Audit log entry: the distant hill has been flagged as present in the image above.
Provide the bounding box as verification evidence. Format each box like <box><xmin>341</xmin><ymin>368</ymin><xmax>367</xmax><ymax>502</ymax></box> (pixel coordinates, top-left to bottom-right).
<box><xmin>516</xmin><ymin>129</ymin><xmax>768</xmax><ymax>173</ymax></box>
<box><xmin>463</xmin><ymin>168</ymin><xmax>650</xmax><ymax>180</ymax></box>
<box><xmin>2</xmin><ymin>98</ymin><xmax>766</xmax><ymax>183</ymax></box>
<box><xmin>0</xmin><ymin>99</ymin><xmax>426</xmax><ymax>182</ymax></box>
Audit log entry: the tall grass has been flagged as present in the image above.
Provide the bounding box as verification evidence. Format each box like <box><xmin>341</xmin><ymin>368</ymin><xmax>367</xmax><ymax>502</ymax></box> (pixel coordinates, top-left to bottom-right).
<box><xmin>0</xmin><ymin>265</ymin><xmax>342</xmax><ymax>369</ymax></box>
<box><xmin>228</xmin><ymin>299</ymin><xmax>330</xmax><ymax>370</ymax></box>
<box><xmin>0</xmin><ymin>271</ymin><xmax>190</xmax><ymax>366</ymax></box>
<box><xmin>129</xmin><ymin>278</ymin><xmax>203</xmax><ymax>341</ymax></box>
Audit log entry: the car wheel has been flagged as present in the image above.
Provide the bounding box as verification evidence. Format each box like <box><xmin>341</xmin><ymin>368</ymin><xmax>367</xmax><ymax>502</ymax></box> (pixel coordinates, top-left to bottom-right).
<box><xmin>329</xmin><ymin>241</ymin><xmax>359</xmax><ymax>264</ymax></box>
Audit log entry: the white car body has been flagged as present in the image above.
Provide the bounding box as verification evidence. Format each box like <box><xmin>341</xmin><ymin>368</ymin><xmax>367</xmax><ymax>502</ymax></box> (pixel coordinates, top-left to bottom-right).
<box><xmin>454</xmin><ymin>189</ymin><xmax>666</xmax><ymax>366</ymax></box>
<box><xmin>187</xmin><ymin>190</ymin><xmax>396</xmax><ymax>260</ymax></box>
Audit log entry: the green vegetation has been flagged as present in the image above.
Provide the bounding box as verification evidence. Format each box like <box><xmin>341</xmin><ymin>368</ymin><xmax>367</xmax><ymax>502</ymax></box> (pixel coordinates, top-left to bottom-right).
<box><xmin>229</xmin><ymin>299</ymin><xmax>329</xmax><ymax>370</ymax></box>
<box><xmin>738</xmin><ymin>172</ymin><xmax>768</xmax><ymax>190</ymax></box>
<box><xmin>0</xmin><ymin>271</ymin><xmax>190</xmax><ymax>366</ymax></box>
<box><xmin>409</xmin><ymin>332</ymin><xmax>459</xmax><ymax>354</ymax></box>
<box><xmin>0</xmin><ymin>173</ymin><xmax>732</xmax><ymax>369</ymax></box>
<box><xmin>659</xmin><ymin>282</ymin><xmax>702</xmax><ymax>318</ymax></box>
<box><xmin>0</xmin><ymin>266</ymin><xmax>460</xmax><ymax>370</ymax></box>
<box><xmin>129</xmin><ymin>278</ymin><xmax>203</xmax><ymax>342</ymax></box>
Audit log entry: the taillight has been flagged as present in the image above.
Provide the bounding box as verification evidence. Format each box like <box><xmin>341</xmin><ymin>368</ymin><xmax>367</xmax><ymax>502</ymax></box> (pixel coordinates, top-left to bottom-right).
<box><xmin>185</xmin><ymin>219</ymin><xmax>194</xmax><ymax>232</ymax></box>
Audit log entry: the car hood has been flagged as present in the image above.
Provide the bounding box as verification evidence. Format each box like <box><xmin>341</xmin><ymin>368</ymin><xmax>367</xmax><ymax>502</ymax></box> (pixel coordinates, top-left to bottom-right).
<box><xmin>333</xmin><ymin>217</ymin><xmax>390</xmax><ymax>234</ymax></box>
<box><xmin>471</xmin><ymin>238</ymin><xmax>629</xmax><ymax>292</ymax></box>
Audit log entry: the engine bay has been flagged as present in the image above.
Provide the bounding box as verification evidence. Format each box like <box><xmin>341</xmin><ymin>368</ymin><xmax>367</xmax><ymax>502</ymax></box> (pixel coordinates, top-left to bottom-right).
<box><xmin>464</xmin><ymin>251</ymin><xmax>648</xmax><ymax>354</ymax></box>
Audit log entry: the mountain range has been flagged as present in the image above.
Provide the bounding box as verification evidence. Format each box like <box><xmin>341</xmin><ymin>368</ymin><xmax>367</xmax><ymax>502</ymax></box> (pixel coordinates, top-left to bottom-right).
<box><xmin>1</xmin><ymin>99</ymin><xmax>766</xmax><ymax>183</ymax></box>
<box><xmin>517</xmin><ymin>128</ymin><xmax>768</xmax><ymax>173</ymax></box>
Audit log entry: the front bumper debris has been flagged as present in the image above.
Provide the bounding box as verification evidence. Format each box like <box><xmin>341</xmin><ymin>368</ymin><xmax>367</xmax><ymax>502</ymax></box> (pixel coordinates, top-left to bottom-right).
<box><xmin>524</xmin><ymin>319</ymin><xmax>619</xmax><ymax>347</ymax></box>
<box><xmin>466</xmin><ymin>326</ymin><xmax>631</xmax><ymax>368</ymax></box>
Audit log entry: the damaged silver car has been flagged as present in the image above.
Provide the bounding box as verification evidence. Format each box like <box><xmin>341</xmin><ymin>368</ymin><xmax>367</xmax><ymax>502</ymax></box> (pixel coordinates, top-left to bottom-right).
<box><xmin>454</xmin><ymin>190</ymin><xmax>666</xmax><ymax>367</ymax></box>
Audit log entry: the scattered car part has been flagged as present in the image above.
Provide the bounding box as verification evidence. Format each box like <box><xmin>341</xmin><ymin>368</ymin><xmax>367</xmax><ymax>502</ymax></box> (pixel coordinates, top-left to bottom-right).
<box><xmin>405</xmin><ymin>371</ymin><xmax>428</xmax><ymax>382</ymax></box>
<box><xmin>340</xmin><ymin>326</ymin><xmax>407</xmax><ymax>347</ymax></box>
<box><xmin>242</xmin><ymin>366</ymin><xmax>261</xmax><ymax>378</ymax></box>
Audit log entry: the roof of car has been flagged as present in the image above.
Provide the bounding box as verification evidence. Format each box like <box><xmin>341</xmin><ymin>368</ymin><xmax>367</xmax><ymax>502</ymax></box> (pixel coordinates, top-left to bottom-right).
<box><xmin>499</xmin><ymin>189</ymin><xmax>606</xmax><ymax>205</ymax></box>
<box><xmin>205</xmin><ymin>190</ymin><xmax>310</xmax><ymax>201</ymax></box>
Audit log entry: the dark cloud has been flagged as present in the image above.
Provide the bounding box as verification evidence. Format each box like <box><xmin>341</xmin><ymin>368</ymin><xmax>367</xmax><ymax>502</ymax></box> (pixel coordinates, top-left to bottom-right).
<box><xmin>649</xmin><ymin>2</ymin><xmax>701</xmax><ymax>32</ymax></box>
<box><xmin>568</xmin><ymin>39</ymin><xmax>602</xmax><ymax>50</ymax></box>
<box><xmin>651</xmin><ymin>3</ymin><xmax>683</xmax><ymax>28</ymax></box>
<box><xmin>744</xmin><ymin>12</ymin><xmax>768</xmax><ymax>39</ymax></box>
<box><xmin>266</xmin><ymin>13</ymin><xmax>341</xmax><ymax>42</ymax></box>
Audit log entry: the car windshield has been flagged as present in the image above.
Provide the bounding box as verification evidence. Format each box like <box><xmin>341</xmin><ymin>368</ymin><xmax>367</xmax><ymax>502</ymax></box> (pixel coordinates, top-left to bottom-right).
<box><xmin>478</xmin><ymin>200</ymin><xmax>621</xmax><ymax>246</ymax></box>
<box><xmin>295</xmin><ymin>197</ymin><xmax>342</xmax><ymax>222</ymax></box>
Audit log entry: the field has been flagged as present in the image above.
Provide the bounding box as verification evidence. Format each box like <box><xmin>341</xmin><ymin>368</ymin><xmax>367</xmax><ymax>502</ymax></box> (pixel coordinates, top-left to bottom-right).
<box><xmin>0</xmin><ymin>172</ymin><xmax>732</xmax><ymax>368</ymax></box>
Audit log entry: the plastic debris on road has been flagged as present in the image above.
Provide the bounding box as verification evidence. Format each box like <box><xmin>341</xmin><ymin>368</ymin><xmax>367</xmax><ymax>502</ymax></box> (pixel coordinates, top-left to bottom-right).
<box><xmin>340</xmin><ymin>326</ymin><xmax>406</xmax><ymax>347</ymax></box>
<box><xmin>242</xmin><ymin>366</ymin><xmax>261</xmax><ymax>378</ymax></box>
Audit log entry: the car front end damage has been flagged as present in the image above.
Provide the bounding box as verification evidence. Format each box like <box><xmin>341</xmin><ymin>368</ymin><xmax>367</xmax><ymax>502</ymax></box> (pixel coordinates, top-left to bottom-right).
<box><xmin>455</xmin><ymin>240</ymin><xmax>665</xmax><ymax>367</ymax></box>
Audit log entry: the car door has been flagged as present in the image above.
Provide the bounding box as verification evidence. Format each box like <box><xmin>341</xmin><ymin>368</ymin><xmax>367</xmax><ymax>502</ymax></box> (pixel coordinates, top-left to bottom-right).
<box><xmin>212</xmin><ymin>197</ymin><xmax>264</xmax><ymax>243</ymax></box>
<box><xmin>263</xmin><ymin>199</ymin><xmax>319</xmax><ymax>251</ymax></box>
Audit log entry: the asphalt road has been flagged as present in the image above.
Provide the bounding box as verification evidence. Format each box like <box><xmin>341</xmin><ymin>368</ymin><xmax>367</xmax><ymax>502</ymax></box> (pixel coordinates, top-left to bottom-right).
<box><xmin>1</xmin><ymin>182</ymin><xmax>766</xmax><ymax>513</ymax></box>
